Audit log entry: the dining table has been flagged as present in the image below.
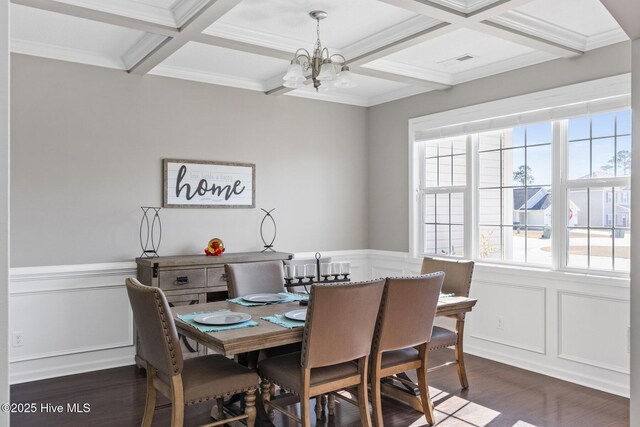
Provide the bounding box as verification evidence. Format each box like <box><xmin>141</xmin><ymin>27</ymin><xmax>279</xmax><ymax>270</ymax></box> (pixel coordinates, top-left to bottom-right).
<box><xmin>171</xmin><ymin>294</ymin><xmax>477</xmax><ymax>357</ymax></box>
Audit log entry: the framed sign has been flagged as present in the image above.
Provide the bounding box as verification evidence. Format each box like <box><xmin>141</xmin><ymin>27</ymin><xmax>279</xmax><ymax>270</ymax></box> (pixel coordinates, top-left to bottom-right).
<box><xmin>163</xmin><ymin>159</ymin><xmax>255</xmax><ymax>208</ymax></box>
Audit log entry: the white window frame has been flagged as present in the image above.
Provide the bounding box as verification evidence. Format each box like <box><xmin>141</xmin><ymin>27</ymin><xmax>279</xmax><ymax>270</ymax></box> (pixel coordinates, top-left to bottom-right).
<box><xmin>408</xmin><ymin>74</ymin><xmax>631</xmax><ymax>278</ymax></box>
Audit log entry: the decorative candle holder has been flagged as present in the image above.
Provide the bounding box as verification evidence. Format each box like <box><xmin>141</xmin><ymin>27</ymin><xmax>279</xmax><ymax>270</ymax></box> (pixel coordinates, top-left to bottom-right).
<box><xmin>284</xmin><ymin>252</ymin><xmax>351</xmax><ymax>291</ymax></box>
<box><xmin>139</xmin><ymin>207</ymin><xmax>161</xmax><ymax>258</ymax></box>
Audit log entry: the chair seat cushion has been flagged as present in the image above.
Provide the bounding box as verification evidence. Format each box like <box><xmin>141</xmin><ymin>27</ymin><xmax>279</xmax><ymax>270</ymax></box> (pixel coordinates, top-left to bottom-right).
<box><xmin>428</xmin><ymin>326</ymin><xmax>457</xmax><ymax>350</ymax></box>
<box><xmin>381</xmin><ymin>348</ymin><xmax>420</xmax><ymax>370</ymax></box>
<box><xmin>179</xmin><ymin>354</ymin><xmax>259</xmax><ymax>404</ymax></box>
<box><xmin>258</xmin><ymin>351</ymin><xmax>358</xmax><ymax>395</ymax></box>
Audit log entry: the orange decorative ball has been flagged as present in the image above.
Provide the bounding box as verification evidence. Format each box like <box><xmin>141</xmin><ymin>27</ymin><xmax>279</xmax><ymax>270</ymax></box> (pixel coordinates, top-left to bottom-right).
<box><xmin>204</xmin><ymin>238</ymin><xmax>225</xmax><ymax>256</ymax></box>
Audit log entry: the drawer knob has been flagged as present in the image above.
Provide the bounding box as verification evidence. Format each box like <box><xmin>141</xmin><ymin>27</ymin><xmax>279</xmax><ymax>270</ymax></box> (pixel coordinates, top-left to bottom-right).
<box><xmin>221</xmin><ymin>273</ymin><xmax>227</xmax><ymax>282</ymax></box>
<box><xmin>175</xmin><ymin>276</ymin><xmax>189</xmax><ymax>285</ymax></box>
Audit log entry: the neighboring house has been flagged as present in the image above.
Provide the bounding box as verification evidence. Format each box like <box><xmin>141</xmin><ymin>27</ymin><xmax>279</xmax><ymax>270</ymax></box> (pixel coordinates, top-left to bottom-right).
<box><xmin>569</xmin><ymin>173</ymin><xmax>630</xmax><ymax>227</ymax></box>
<box><xmin>513</xmin><ymin>187</ymin><xmax>581</xmax><ymax>228</ymax></box>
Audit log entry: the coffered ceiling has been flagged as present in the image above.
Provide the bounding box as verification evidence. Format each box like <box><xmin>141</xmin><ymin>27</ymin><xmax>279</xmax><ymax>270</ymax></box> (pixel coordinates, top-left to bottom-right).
<box><xmin>10</xmin><ymin>0</ymin><xmax>629</xmax><ymax>106</ymax></box>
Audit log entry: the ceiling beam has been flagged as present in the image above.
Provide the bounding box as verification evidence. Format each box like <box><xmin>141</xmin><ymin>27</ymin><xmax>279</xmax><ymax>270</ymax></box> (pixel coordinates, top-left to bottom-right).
<box><xmin>194</xmin><ymin>33</ymin><xmax>292</xmax><ymax>61</ymax></box>
<box><xmin>11</xmin><ymin>0</ymin><xmax>178</xmax><ymax>37</ymax></box>
<box><xmin>128</xmin><ymin>0</ymin><xmax>242</xmax><ymax>75</ymax></box>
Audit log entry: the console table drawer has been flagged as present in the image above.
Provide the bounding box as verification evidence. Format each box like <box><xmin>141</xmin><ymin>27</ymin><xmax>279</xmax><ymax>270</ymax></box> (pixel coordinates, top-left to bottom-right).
<box><xmin>207</xmin><ymin>267</ymin><xmax>228</xmax><ymax>291</ymax></box>
<box><xmin>158</xmin><ymin>269</ymin><xmax>206</xmax><ymax>291</ymax></box>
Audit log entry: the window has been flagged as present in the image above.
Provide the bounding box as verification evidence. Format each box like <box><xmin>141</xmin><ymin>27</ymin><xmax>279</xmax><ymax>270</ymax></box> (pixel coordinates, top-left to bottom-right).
<box><xmin>416</xmin><ymin>109</ymin><xmax>631</xmax><ymax>273</ymax></box>
<box><xmin>477</xmin><ymin>124</ymin><xmax>552</xmax><ymax>265</ymax></box>
<box><xmin>566</xmin><ymin>111</ymin><xmax>631</xmax><ymax>272</ymax></box>
<box><xmin>420</xmin><ymin>137</ymin><xmax>467</xmax><ymax>256</ymax></box>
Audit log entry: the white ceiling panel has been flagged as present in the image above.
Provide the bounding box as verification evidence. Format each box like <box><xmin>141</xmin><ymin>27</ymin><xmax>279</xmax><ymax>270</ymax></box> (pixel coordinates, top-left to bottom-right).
<box><xmin>150</xmin><ymin>42</ymin><xmax>289</xmax><ymax>90</ymax></box>
<box><xmin>367</xmin><ymin>28</ymin><xmax>551</xmax><ymax>85</ymax></box>
<box><xmin>48</xmin><ymin>0</ymin><xmax>207</xmax><ymax>27</ymax></box>
<box><xmin>11</xmin><ymin>3</ymin><xmax>147</xmax><ymax>70</ymax></box>
<box><xmin>205</xmin><ymin>0</ymin><xmax>418</xmax><ymax>51</ymax></box>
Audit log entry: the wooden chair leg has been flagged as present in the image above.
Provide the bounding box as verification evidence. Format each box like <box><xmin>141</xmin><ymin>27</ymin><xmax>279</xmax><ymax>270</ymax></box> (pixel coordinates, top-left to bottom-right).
<box><xmin>300</xmin><ymin>391</ymin><xmax>312</xmax><ymax>427</ymax></box>
<box><xmin>260</xmin><ymin>379</ymin><xmax>271</xmax><ymax>413</ymax></box>
<box><xmin>455</xmin><ymin>320</ymin><xmax>469</xmax><ymax>389</ymax></box>
<box><xmin>357</xmin><ymin>357</ymin><xmax>373</xmax><ymax>427</ymax></box>
<box><xmin>315</xmin><ymin>396</ymin><xmax>323</xmax><ymax>420</ymax></box>
<box><xmin>170</xmin><ymin>376</ymin><xmax>185</xmax><ymax>427</ymax></box>
<box><xmin>370</xmin><ymin>354</ymin><xmax>383</xmax><ymax>427</ymax></box>
<box><xmin>244</xmin><ymin>389</ymin><xmax>257</xmax><ymax>427</ymax></box>
<box><xmin>328</xmin><ymin>394</ymin><xmax>336</xmax><ymax>416</ymax></box>
<box><xmin>141</xmin><ymin>365</ymin><xmax>157</xmax><ymax>427</ymax></box>
<box><xmin>417</xmin><ymin>346</ymin><xmax>436</xmax><ymax>426</ymax></box>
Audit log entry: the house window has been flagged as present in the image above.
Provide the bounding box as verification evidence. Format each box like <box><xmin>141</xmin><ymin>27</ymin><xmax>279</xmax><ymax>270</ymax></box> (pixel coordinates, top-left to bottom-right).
<box><xmin>477</xmin><ymin>124</ymin><xmax>552</xmax><ymax>265</ymax></box>
<box><xmin>566</xmin><ymin>111</ymin><xmax>631</xmax><ymax>271</ymax></box>
<box><xmin>421</xmin><ymin>137</ymin><xmax>467</xmax><ymax>256</ymax></box>
<box><xmin>416</xmin><ymin>109</ymin><xmax>631</xmax><ymax>273</ymax></box>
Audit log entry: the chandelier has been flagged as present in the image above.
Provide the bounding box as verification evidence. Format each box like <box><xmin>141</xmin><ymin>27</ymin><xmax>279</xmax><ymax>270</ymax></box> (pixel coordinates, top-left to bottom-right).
<box><xmin>282</xmin><ymin>11</ymin><xmax>356</xmax><ymax>92</ymax></box>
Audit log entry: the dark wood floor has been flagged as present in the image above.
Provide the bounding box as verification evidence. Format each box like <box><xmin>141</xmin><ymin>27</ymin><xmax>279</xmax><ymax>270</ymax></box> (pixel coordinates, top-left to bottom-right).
<box><xmin>10</xmin><ymin>349</ymin><xmax>629</xmax><ymax>427</ymax></box>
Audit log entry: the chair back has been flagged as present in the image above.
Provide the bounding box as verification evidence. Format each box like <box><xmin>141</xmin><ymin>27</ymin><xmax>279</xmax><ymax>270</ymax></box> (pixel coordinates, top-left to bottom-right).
<box><xmin>125</xmin><ymin>278</ymin><xmax>183</xmax><ymax>377</ymax></box>
<box><xmin>421</xmin><ymin>257</ymin><xmax>474</xmax><ymax>297</ymax></box>
<box><xmin>302</xmin><ymin>280</ymin><xmax>385</xmax><ymax>369</ymax></box>
<box><xmin>373</xmin><ymin>274</ymin><xmax>444</xmax><ymax>354</ymax></box>
<box><xmin>225</xmin><ymin>261</ymin><xmax>285</xmax><ymax>298</ymax></box>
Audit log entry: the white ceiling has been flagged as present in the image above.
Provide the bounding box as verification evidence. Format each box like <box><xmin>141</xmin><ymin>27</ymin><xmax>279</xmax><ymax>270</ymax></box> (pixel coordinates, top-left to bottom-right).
<box><xmin>9</xmin><ymin>0</ymin><xmax>630</xmax><ymax>107</ymax></box>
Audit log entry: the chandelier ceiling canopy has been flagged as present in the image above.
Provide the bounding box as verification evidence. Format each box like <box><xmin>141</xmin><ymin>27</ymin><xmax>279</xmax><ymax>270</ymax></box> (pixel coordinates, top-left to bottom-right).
<box><xmin>282</xmin><ymin>11</ymin><xmax>356</xmax><ymax>92</ymax></box>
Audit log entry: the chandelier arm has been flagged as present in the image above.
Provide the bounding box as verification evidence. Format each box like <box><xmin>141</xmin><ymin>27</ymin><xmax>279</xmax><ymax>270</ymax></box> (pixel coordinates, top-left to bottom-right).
<box><xmin>321</xmin><ymin>47</ymin><xmax>331</xmax><ymax>61</ymax></box>
<box><xmin>329</xmin><ymin>53</ymin><xmax>347</xmax><ymax>65</ymax></box>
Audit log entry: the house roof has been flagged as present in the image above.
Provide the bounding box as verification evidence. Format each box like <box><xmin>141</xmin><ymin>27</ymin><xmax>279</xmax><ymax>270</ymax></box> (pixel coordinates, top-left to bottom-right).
<box><xmin>514</xmin><ymin>187</ymin><xmax>551</xmax><ymax>211</ymax></box>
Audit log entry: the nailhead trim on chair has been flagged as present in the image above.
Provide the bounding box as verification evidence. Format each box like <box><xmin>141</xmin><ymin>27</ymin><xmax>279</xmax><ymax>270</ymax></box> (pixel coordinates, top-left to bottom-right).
<box><xmin>151</xmin><ymin>288</ymin><xmax>181</xmax><ymax>375</ymax></box>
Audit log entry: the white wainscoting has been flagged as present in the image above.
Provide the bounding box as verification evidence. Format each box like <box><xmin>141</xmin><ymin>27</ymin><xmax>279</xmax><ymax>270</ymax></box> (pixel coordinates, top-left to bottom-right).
<box><xmin>8</xmin><ymin>251</ymin><xmax>369</xmax><ymax>384</ymax></box>
<box><xmin>9</xmin><ymin>250</ymin><xmax>630</xmax><ymax>397</ymax></box>
<box><xmin>365</xmin><ymin>250</ymin><xmax>631</xmax><ymax>397</ymax></box>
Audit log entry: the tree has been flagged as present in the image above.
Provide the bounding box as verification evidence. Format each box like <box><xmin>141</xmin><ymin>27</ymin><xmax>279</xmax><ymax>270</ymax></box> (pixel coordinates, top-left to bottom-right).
<box><xmin>601</xmin><ymin>150</ymin><xmax>631</xmax><ymax>175</ymax></box>
<box><xmin>513</xmin><ymin>164</ymin><xmax>534</xmax><ymax>185</ymax></box>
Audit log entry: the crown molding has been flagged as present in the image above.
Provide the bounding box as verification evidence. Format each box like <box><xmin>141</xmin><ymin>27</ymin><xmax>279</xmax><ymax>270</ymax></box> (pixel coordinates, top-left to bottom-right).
<box><xmin>148</xmin><ymin>63</ymin><xmax>266</xmax><ymax>91</ymax></box>
<box><xmin>284</xmin><ymin>89</ymin><xmax>370</xmax><ymax>107</ymax></box>
<box><xmin>121</xmin><ymin>33</ymin><xmax>167</xmax><ymax>70</ymax></box>
<box><xmin>50</xmin><ymin>0</ymin><xmax>179</xmax><ymax>27</ymax></box>
<box><xmin>431</xmin><ymin>0</ymin><xmax>502</xmax><ymax>13</ymax></box>
<box><xmin>171</xmin><ymin>0</ymin><xmax>208</xmax><ymax>28</ymax></box>
<box><xmin>586</xmin><ymin>28</ymin><xmax>629</xmax><ymax>51</ymax></box>
<box><xmin>491</xmin><ymin>11</ymin><xmax>586</xmax><ymax>51</ymax></box>
<box><xmin>11</xmin><ymin>38</ymin><xmax>125</xmax><ymax>69</ymax></box>
<box><xmin>366</xmin><ymin>86</ymin><xmax>433</xmax><ymax>106</ymax></box>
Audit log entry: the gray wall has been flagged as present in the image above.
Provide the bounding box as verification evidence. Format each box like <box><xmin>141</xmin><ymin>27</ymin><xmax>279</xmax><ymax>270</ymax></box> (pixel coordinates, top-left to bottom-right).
<box><xmin>368</xmin><ymin>41</ymin><xmax>632</xmax><ymax>251</ymax></box>
<box><xmin>10</xmin><ymin>54</ymin><xmax>369</xmax><ymax>267</ymax></box>
<box><xmin>630</xmin><ymin>37</ymin><xmax>639</xmax><ymax>426</ymax></box>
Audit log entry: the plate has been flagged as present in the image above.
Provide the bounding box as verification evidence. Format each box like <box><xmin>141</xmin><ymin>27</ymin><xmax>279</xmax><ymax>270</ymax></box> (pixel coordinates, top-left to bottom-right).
<box><xmin>284</xmin><ymin>309</ymin><xmax>307</xmax><ymax>322</ymax></box>
<box><xmin>242</xmin><ymin>293</ymin><xmax>288</xmax><ymax>303</ymax></box>
<box><xmin>193</xmin><ymin>312</ymin><xmax>251</xmax><ymax>325</ymax></box>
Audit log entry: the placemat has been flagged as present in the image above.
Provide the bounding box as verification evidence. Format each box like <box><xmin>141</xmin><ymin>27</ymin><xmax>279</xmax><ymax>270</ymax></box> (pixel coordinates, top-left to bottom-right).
<box><xmin>261</xmin><ymin>314</ymin><xmax>305</xmax><ymax>329</ymax></box>
<box><xmin>177</xmin><ymin>309</ymin><xmax>259</xmax><ymax>333</ymax></box>
<box><xmin>228</xmin><ymin>292</ymin><xmax>309</xmax><ymax>307</ymax></box>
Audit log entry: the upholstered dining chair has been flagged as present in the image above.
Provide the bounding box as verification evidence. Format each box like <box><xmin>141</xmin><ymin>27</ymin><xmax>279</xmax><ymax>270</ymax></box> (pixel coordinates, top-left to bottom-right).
<box><xmin>258</xmin><ymin>279</ymin><xmax>386</xmax><ymax>427</ymax></box>
<box><xmin>369</xmin><ymin>273</ymin><xmax>444</xmax><ymax>427</ymax></box>
<box><xmin>225</xmin><ymin>260</ymin><xmax>285</xmax><ymax>299</ymax></box>
<box><xmin>125</xmin><ymin>278</ymin><xmax>259</xmax><ymax>427</ymax></box>
<box><xmin>421</xmin><ymin>257</ymin><xmax>475</xmax><ymax>389</ymax></box>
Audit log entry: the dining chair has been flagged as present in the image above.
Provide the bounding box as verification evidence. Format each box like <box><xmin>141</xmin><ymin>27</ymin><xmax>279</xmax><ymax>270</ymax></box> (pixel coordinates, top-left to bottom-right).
<box><xmin>125</xmin><ymin>278</ymin><xmax>259</xmax><ymax>427</ymax></box>
<box><xmin>421</xmin><ymin>257</ymin><xmax>475</xmax><ymax>389</ymax></box>
<box><xmin>369</xmin><ymin>273</ymin><xmax>444</xmax><ymax>427</ymax></box>
<box><xmin>225</xmin><ymin>260</ymin><xmax>285</xmax><ymax>298</ymax></box>
<box><xmin>258</xmin><ymin>279</ymin><xmax>386</xmax><ymax>427</ymax></box>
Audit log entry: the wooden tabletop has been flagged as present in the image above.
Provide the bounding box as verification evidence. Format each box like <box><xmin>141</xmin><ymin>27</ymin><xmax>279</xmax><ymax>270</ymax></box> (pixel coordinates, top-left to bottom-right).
<box><xmin>172</xmin><ymin>296</ymin><xmax>477</xmax><ymax>356</ymax></box>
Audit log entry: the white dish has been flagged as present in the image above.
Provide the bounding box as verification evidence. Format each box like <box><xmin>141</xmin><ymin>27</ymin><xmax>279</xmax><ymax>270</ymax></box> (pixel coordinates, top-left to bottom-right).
<box><xmin>284</xmin><ymin>309</ymin><xmax>307</xmax><ymax>322</ymax></box>
<box><xmin>242</xmin><ymin>293</ymin><xmax>288</xmax><ymax>303</ymax></box>
<box><xmin>193</xmin><ymin>312</ymin><xmax>251</xmax><ymax>325</ymax></box>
